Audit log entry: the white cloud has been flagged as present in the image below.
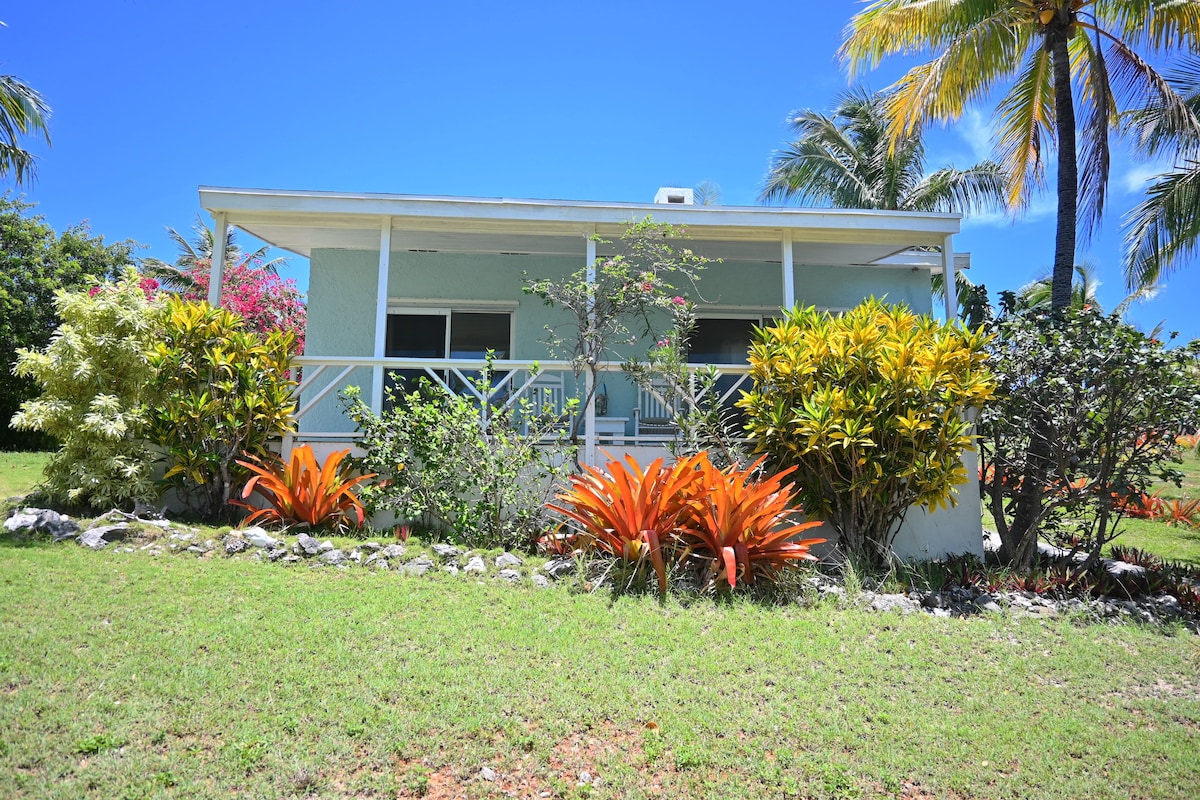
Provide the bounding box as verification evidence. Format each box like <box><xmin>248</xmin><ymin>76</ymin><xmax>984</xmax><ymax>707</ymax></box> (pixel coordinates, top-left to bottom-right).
<box><xmin>957</xmin><ymin>109</ymin><xmax>995</xmax><ymax>162</ymax></box>
<box><xmin>1119</xmin><ymin>160</ymin><xmax>1174</xmax><ymax>194</ymax></box>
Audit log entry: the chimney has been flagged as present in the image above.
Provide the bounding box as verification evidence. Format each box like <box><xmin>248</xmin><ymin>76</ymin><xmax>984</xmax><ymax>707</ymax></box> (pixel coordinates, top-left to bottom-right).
<box><xmin>653</xmin><ymin>187</ymin><xmax>694</xmax><ymax>205</ymax></box>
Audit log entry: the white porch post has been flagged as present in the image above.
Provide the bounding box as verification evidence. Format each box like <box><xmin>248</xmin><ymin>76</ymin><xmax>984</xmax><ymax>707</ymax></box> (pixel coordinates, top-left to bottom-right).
<box><xmin>584</xmin><ymin>228</ymin><xmax>597</xmax><ymax>467</ymax></box>
<box><xmin>370</xmin><ymin>218</ymin><xmax>393</xmax><ymax>413</ymax></box>
<box><xmin>942</xmin><ymin>234</ymin><xmax>958</xmax><ymax>322</ymax></box>
<box><xmin>781</xmin><ymin>230</ymin><xmax>795</xmax><ymax>309</ymax></box>
<box><xmin>207</xmin><ymin>211</ymin><xmax>228</xmax><ymax>306</ymax></box>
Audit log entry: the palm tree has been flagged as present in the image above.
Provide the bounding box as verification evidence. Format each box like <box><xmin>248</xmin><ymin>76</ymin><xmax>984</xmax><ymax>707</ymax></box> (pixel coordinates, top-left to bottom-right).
<box><xmin>144</xmin><ymin>216</ymin><xmax>286</xmax><ymax>291</ymax></box>
<box><xmin>1123</xmin><ymin>56</ymin><xmax>1200</xmax><ymax>291</ymax></box>
<box><xmin>841</xmin><ymin>1</ymin><xmax>1197</xmax><ymax>311</ymax></box>
<box><xmin>761</xmin><ymin>87</ymin><xmax>1007</xmax><ymax>214</ymax></box>
<box><xmin>0</xmin><ymin>73</ymin><xmax>51</xmax><ymax>186</ymax></box>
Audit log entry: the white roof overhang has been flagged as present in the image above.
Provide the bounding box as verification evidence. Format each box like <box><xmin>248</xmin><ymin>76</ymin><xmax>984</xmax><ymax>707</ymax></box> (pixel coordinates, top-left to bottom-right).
<box><xmin>199</xmin><ymin>187</ymin><xmax>964</xmax><ymax>271</ymax></box>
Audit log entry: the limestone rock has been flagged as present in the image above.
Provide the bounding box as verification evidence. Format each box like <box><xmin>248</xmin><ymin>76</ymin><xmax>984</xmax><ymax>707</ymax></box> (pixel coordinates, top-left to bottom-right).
<box><xmin>495</xmin><ymin>552</ymin><xmax>523</xmax><ymax>568</ymax></box>
<box><xmin>242</xmin><ymin>527</ymin><xmax>279</xmax><ymax>549</ymax></box>
<box><xmin>4</xmin><ymin>508</ymin><xmax>80</xmax><ymax>541</ymax></box>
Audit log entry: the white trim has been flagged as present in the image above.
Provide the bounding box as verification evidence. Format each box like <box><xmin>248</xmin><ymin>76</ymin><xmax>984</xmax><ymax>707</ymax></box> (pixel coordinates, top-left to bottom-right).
<box><xmin>370</xmin><ymin>218</ymin><xmax>392</xmax><ymax>413</ymax></box>
<box><xmin>199</xmin><ymin>186</ymin><xmax>963</xmax><ymax>237</ymax></box>
<box><xmin>942</xmin><ymin>234</ymin><xmax>957</xmax><ymax>321</ymax></box>
<box><xmin>781</xmin><ymin>231</ymin><xmax>794</xmax><ymax>308</ymax></box>
<box><xmin>387</xmin><ymin>298</ymin><xmax>519</xmax><ymax>312</ymax></box>
<box><xmin>208</xmin><ymin>211</ymin><xmax>228</xmax><ymax>306</ymax></box>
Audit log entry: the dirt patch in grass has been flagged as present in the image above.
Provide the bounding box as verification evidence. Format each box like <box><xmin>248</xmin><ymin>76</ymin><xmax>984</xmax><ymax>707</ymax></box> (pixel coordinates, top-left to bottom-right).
<box><xmin>395</xmin><ymin>721</ymin><xmax>655</xmax><ymax>799</ymax></box>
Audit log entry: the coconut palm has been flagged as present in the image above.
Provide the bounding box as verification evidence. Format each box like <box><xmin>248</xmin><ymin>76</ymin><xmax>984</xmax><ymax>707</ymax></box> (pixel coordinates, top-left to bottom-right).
<box><xmin>0</xmin><ymin>73</ymin><xmax>51</xmax><ymax>186</ymax></box>
<box><xmin>1123</xmin><ymin>56</ymin><xmax>1200</xmax><ymax>291</ymax></box>
<box><xmin>761</xmin><ymin>87</ymin><xmax>1007</xmax><ymax>214</ymax></box>
<box><xmin>841</xmin><ymin>1</ymin><xmax>1198</xmax><ymax>311</ymax></box>
<box><xmin>143</xmin><ymin>216</ymin><xmax>286</xmax><ymax>291</ymax></box>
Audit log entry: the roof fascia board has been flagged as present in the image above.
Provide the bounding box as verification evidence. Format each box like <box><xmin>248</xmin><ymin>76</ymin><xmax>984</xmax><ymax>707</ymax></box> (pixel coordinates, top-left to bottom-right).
<box><xmin>199</xmin><ymin>186</ymin><xmax>962</xmax><ymax>238</ymax></box>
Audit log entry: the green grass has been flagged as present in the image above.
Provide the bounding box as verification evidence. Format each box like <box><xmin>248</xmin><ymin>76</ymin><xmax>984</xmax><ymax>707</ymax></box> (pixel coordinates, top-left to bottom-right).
<box><xmin>1116</xmin><ymin>449</ymin><xmax>1200</xmax><ymax>566</ymax></box>
<box><xmin>1</xmin><ymin>542</ymin><xmax>1199</xmax><ymax>799</ymax></box>
<box><xmin>0</xmin><ymin>451</ymin><xmax>48</xmax><ymax>500</ymax></box>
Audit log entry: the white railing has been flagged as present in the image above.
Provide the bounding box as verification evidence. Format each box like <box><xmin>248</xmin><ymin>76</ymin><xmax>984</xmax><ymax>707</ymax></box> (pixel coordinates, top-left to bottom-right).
<box><xmin>290</xmin><ymin>355</ymin><xmax>753</xmax><ymax>456</ymax></box>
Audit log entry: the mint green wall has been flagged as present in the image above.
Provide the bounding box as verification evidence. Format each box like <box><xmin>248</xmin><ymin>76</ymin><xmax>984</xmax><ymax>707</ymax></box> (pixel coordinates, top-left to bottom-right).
<box><xmin>300</xmin><ymin>248</ymin><xmax>934</xmax><ymax>435</ymax></box>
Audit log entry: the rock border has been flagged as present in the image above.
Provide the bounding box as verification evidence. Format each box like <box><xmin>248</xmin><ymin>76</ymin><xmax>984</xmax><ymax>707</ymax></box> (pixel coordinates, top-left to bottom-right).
<box><xmin>5</xmin><ymin>507</ymin><xmax>1197</xmax><ymax>633</ymax></box>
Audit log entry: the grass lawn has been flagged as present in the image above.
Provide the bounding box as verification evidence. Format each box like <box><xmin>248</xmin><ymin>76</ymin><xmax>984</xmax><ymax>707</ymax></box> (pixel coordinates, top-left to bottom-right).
<box><xmin>0</xmin><ymin>451</ymin><xmax>49</xmax><ymax>500</ymax></box>
<box><xmin>1114</xmin><ymin>449</ymin><xmax>1200</xmax><ymax>566</ymax></box>
<box><xmin>1</xmin><ymin>544</ymin><xmax>1198</xmax><ymax>800</ymax></box>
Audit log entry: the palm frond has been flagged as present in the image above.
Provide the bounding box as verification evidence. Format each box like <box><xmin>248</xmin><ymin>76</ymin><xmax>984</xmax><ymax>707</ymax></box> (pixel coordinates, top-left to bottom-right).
<box><xmin>1072</xmin><ymin>24</ymin><xmax>1117</xmax><ymax>238</ymax></box>
<box><xmin>0</xmin><ymin>74</ymin><xmax>51</xmax><ymax>185</ymax></box>
<box><xmin>1122</xmin><ymin>159</ymin><xmax>1200</xmax><ymax>290</ymax></box>
<box><xmin>904</xmin><ymin>162</ymin><xmax>1008</xmax><ymax>214</ymax></box>
<box><xmin>993</xmin><ymin>46</ymin><xmax>1055</xmax><ymax>210</ymax></box>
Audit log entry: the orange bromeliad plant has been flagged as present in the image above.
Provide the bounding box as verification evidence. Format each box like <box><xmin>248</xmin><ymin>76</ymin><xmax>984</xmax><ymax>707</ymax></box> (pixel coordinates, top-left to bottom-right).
<box><xmin>681</xmin><ymin>457</ymin><xmax>825</xmax><ymax>589</ymax></box>
<box><xmin>548</xmin><ymin>453</ymin><xmax>707</xmax><ymax>595</ymax></box>
<box><xmin>233</xmin><ymin>445</ymin><xmax>377</xmax><ymax>531</ymax></box>
<box><xmin>549</xmin><ymin>451</ymin><xmax>827</xmax><ymax>594</ymax></box>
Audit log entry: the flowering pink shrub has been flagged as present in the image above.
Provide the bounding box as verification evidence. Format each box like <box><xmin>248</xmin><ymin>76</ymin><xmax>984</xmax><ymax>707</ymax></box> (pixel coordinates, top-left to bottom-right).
<box><xmin>180</xmin><ymin>258</ymin><xmax>306</xmax><ymax>355</ymax></box>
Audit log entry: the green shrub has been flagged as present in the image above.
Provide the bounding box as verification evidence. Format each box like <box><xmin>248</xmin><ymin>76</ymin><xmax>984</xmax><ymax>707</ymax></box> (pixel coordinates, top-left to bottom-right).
<box><xmin>147</xmin><ymin>297</ymin><xmax>296</xmax><ymax>520</ymax></box>
<box><xmin>10</xmin><ymin>269</ymin><xmax>163</xmax><ymax>509</ymax></box>
<box><xmin>739</xmin><ymin>299</ymin><xmax>995</xmax><ymax>565</ymax></box>
<box><xmin>343</xmin><ymin>371</ymin><xmax>574</xmax><ymax>550</ymax></box>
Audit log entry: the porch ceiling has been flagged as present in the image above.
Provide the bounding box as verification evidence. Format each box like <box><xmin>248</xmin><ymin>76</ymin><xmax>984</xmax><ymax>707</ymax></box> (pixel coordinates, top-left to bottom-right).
<box><xmin>200</xmin><ymin>186</ymin><xmax>962</xmax><ymax>267</ymax></box>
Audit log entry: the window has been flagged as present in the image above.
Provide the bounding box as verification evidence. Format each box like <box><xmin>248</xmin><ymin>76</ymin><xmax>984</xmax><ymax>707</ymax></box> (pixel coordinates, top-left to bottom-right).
<box><xmin>687</xmin><ymin>316</ymin><xmax>759</xmax><ymax>424</ymax></box>
<box><xmin>385</xmin><ymin>309</ymin><xmax>512</xmax><ymax>396</ymax></box>
<box><xmin>687</xmin><ymin>317</ymin><xmax>758</xmax><ymax>365</ymax></box>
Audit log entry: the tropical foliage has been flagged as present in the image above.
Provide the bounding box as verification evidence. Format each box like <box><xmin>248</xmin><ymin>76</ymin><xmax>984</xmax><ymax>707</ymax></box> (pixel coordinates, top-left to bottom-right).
<box><xmin>234</xmin><ymin>445</ymin><xmax>375</xmax><ymax>531</ymax></box>
<box><xmin>841</xmin><ymin>0</ymin><xmax>1198</xmax><ymax>309</ymax></box>
<box><xmin>144</xmin><ymin>217</ymin><xmax>304</xmax><ymax>354</ymax></box>
<box><xmin>740</xmin><ymin>299</ymin><xmax>995</xmax><ymax>565</ymax></box>
<box><xmin>761</xmin><ymin>86</ymin><xmax>1006</xmax><ymax>214</ymax></box>
<box><xmin>147</xmin><ymin>298</ymin><xmax>297</xmax><ymax>520</ymax></box>
<box><xmin>550</xmin><ymin>453</ymin><xmax>707</xmax><ymax>595</ymax></box>
<box><xmin>10</xmin><ymin>269</ymin><xmax>163</xmax><ymax>508</ymax></box>
<box><xmin>680</xmin><ymin>457</ymin><xmax>825</xmax><ymax>589</ymax></box>
<box><xmin>1</xmin><ymin>197</ymin><xmax>138</xmax><ymax>450</ymax></box>
<box><xmin>977</xmin><ymin>298</ymin><xmax>1200</xmax><ymax>568</ymax></box>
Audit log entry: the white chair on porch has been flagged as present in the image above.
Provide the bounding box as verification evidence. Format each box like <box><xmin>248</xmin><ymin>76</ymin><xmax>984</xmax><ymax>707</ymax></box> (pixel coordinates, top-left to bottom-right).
<box><xmin>632</xmin><ymin>379</ymin><xmax>681</xmax><ymax>441</ymax></box>
<box><xmin>521</xmin><ymin>373</ymin><xmax>574</xmax><ymax>438</ymax></box>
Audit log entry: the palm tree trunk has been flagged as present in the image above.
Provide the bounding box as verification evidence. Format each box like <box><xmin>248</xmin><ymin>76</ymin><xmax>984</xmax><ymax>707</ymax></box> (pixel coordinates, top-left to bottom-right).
<box><xmin>1049</xmin><ymin>24</ymin><xmax>1078</xmax><ymax>311</ymax></box>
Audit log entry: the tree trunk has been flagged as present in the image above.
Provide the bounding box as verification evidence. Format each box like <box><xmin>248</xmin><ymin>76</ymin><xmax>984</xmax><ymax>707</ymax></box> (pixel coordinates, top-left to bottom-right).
<box><xmin>1048</xmin><ymin>22</ymin><xmax>1078</xmax><ymax>310</ymax></box>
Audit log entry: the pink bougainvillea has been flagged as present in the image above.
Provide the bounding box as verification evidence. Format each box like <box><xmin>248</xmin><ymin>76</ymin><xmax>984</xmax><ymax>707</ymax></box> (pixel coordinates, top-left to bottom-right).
<box><xmin>181</xmin><ymin>258</ymin><xmax>306</xmax><ymax>355</ymax></box>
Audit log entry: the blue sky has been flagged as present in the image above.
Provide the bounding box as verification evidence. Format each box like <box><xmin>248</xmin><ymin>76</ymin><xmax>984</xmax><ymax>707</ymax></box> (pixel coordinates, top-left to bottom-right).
<box><xmin>4</xmin><ymin>1</ymin><xmax>1197</xmax><ymax>343</ymax></box>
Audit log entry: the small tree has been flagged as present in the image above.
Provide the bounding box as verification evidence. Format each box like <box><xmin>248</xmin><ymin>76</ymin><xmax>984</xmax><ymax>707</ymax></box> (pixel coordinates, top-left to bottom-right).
<box><xmin>147</xmin><ymin>297</ymin><xmax>296</xmax><ymax>520</ymax></box>
<box><xmin>978</xmin><ymin>299</ymin><xmax>1200</xmax><ymax>569</ymax></box>
<box><xmin>10</xmin><ymin>269</ymin><xmax>163</xmax><ymax>509</ymax></box>
<box><xmin>522</xmin><ymin>218</ymin><xmax>712</xmax><ymax>443</ymax></box>
<box><xmin>739</xmin><ymin>300</ymin><xmax>995</xmax><ymax>565</ymax></box>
